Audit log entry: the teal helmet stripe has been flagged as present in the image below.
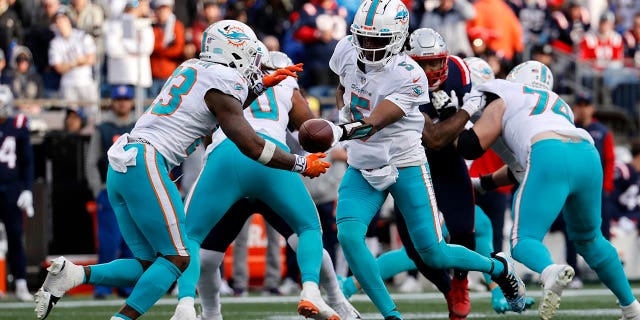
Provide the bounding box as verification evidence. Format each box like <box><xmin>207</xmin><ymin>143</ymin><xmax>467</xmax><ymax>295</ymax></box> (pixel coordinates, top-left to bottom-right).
<box><xmin>365</xmin><ymin>0</ymin><xmax>381</xmax><ymax>26</ymax></box>
<box><xmin>201</xmin><ymin>30</ymin><xmax>208</xmax><ymax>53</ymax></box>
<box><xmin>540</xmin><ymin>64</ymin><xmax>547</xmax><ymax>85</ymax></box>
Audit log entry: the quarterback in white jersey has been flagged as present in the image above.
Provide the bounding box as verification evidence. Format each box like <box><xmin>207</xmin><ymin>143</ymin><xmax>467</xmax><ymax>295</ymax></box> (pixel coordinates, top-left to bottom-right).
<box><xmin>34</xmin><ymin>20</ymin><xmax>327</xmax><ymax>320</ymax></box>
<box><xmin>319</xmin><ymin>1</ymin><xmax>527</xmax><ymax>319</ymax></box>
<box><xmin>457</xmin><ymin>60</ymin><xmax>640</xmax><ymax>320</ymax></box>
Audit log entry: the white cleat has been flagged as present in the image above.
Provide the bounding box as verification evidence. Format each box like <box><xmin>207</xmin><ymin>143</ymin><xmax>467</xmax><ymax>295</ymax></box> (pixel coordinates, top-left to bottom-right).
<box><xmin>298</xmin><ymin>284</ymin><xmax>341</xmax><ymax>320</ymax></box>
<box><xmin>170</xmin><ymin>303</ymin><xmax>197</xmax><ymax>320</ymax></box>
<box><xmin>16</xmin><ymin>286</ymin><xmax>34</xmax><ymax>302</ymax></box>
<box><xmin>621</xmin><ymin>300</ymin><xmax>640</xmax><ymax>320</ymax></box>
<box><xmin>331</xmin><ymin>298</ymin><xmax>361</xmax><ymax>319</ymax></box>
<box><xmin>539</xmin><ymin>264</ymin><xmax>575</xmax><ymax>320</ymax></box>
<box><xmin>197</xmin><ymin>313</ymin><xmax>223</xmax><ymax>320</ymax></box>
<box><xmin>34</xmin><ymin>256</ymin><xmax>85</xmax><ymax>319</ymax></box>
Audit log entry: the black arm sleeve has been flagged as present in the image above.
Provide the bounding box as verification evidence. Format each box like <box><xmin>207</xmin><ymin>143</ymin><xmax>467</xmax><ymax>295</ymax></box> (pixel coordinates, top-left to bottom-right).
<box><xmin>457</xmin><ymin>128</ymin><xmax>486</xmax><ymax>160</ymax></box>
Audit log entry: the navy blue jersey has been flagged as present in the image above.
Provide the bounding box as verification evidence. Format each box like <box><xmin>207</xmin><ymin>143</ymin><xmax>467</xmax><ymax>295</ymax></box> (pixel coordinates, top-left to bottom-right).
<box><xmin>0</xmin><ymin>114</ymin><xmax>34</xmax><ymax>191</ymax></box>
<box><xmin>419</xmin><ymin>55</ymin><xmax>472</xmax><ymax>122</ymax></box>
<box><xmin>612</xmin><ymin>161</ymin><xmax>640</xmax><ymax>220</ymax></box>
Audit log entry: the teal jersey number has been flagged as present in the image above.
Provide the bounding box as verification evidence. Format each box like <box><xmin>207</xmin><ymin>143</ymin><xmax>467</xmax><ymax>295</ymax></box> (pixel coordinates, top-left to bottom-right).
<box><xmin>249</xmin><ymin>88</ymin><xmax>279</xmax><ymax>120</ymax></box>
<box><xmin>349</xmin><ymin>93</ymin><xmax>371</xmax><ymax>121</ymax></box>
<box><xmin>150</xmin><ymin>66</ymin><xmax>197</xmax><ymax>116</ymax></box>
<box><xmin>524</xmin><ymin>86</ymin><xmax>573</xmax><ymax>123</ymax></box>
<box><xmin>398</xmin><ymin>61</ymin><xmax>414</xmax><ymax>71</ymax></box>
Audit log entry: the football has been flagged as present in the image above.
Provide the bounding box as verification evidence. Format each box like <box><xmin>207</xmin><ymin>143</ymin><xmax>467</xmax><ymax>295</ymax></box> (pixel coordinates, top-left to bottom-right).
<box><xmin>298</xmin><ymin>119</ymin><xmax>335</xmax><ymax>153</ymax></box>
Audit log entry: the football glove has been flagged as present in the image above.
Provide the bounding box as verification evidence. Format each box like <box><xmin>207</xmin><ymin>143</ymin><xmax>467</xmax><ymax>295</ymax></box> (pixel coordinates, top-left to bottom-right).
<box><xmin>302</xmin><ymin>152</ymin><xmax>331</xmax><ymax>178</ymax></box>
<box><xmin>17</xmin><ymin>190</ymin><xmax>34</xmax><ymax>218</ymax></box>
<box><xmin>460</xmin><ymin>89</ymin><xmax>487</xmax><ymax>117</ymax></box>
<box><xmin>263</xmin><ymin>63</ymin><xmax>303</xmax><ymax>87</ymax></box>
<box><xmin>431</xmin><ymin>90</ymin><xmax>459</xmax><ymax>119</ymax></box>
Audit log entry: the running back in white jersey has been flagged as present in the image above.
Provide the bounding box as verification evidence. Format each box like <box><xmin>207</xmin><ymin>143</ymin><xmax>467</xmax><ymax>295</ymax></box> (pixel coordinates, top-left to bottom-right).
<box><xmin>329</xmin><ymin>36</ymin><xmax>430</xmax><ymax>170</ymax></box>
<box><xmin>131</xmin><ymin>59</ymin><xmax>249</xmax><ymax>168</ymax></box>
<box><xmin>208</xmin><ymin>76</ymin><xmax>298</xmax><ymax>152</ymax></box>
<box><xmin>477</xmin><ymin>79</ymin><xmax>593</xmax><ymax>168</ymax></box>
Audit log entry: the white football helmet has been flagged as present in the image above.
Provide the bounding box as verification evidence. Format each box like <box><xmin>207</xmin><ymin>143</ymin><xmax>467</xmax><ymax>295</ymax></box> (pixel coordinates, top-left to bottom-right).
<box><xmin>406</xmin><ymin>28</ymin><xmax>448</xmax><ymax>90</ymax></box>
<box><xmin>506</xmin><ymin>60</ymin><xmax>554</xmax><ymax>91</ymax></box>
<box><xmin>464</xmin><ymin>57</ymin><xmax>495</xmax><ymax>87</ymax></box>
<box><xmin>200</xmin><ymin>20</ymin><xmax>264</xmax><ymax>85</ymax></box>
<box><xmin>265</xmin><ymin>51</ymin><xmax>293</xmax><ymax>70</ymax></box>
<box><xmin>350</xmin><ymin>0</ymin><xmax>410</xmax><ymax>66</ymax></box>
<box><xmin>0</xmin><ymin>85</ymin><xmax>14</xmax><ymax>118</ymax></box>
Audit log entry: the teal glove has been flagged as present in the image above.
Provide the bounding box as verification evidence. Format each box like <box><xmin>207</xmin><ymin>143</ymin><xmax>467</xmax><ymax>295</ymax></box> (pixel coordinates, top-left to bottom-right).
<box><xmin>491</xmin><ymin>287</ymin><xmax>535</xmax><ymax>313</ymax></box>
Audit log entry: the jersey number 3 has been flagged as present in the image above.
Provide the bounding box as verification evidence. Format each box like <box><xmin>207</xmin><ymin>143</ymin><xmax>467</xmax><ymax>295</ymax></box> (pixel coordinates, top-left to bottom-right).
<box><xmin>150</xmin><ymin>66</ymin><xmax>197</xmax><ymax>116</ymax></box>
<box><xmin>0</xmin><ymin>137</ymin><xmax>17</xmax><ymax>169</ymax></box>
<box><xmin>525</xmin><ymin>86</ymin><xmax>572</xmax><ymax>123</ymax></box>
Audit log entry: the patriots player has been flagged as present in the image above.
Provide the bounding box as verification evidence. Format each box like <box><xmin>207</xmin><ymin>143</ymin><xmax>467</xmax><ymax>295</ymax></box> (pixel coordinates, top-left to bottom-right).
<box><xmin>457</xmin><ymin>60</ymin><xmax>640</xmax><ymax>320</ymax></box>
<box><xmin>323</xmin><ymin>2</ymin><xmax>526</xmax><ymax>319</ymax></box>
<box><xmin>0</xmin><ymin>85</ymin><xmax>34</xmax><ymax>302</ymax></box>
<box><xmin>171</xmin><ymin>50</ymin><xmax>349</xmax><ymax>320</ymax></box>
<box><xmin>34</xmin><ymin>20</ymin><xmax>326</xmax><ymax>320</ymax></box>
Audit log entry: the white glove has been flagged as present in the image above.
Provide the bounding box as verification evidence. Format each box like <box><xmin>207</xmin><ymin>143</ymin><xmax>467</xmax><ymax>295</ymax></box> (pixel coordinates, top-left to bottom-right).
<box><xmin>460</xmin><ymin>89</ymin><xmax>487</xmax><ymax>117</ymax></box>
<box><xmin>431</xmin><ymin>90</ymin><xmax>459</xmax><ymax>119</ymax></box>
<box><xmin>17</xmin><ymin>190</ymin><xmax>34</xmax><ymax>218</ymax></box>
<box><xmin>320</xmin><ymin>119</ymin><xmax>343</xmax><ymax>147</ymax></box>
<box><xmin>338</xmin><ymin>106</ymin><xmax>352</xmax><ymax>124</ymax></box>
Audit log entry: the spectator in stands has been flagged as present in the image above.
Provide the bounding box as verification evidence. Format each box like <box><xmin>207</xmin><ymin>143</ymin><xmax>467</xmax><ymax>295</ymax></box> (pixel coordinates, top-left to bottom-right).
<box><xmin>0</xmin><ymin>0</ymin><xmax>24</xmax><ymax>60</ymax></box>
<box><xmin>572</xmin><ymin>91</ymin><xmax>616</xmax><ymax>240</ymax></box>
<box><xmin>579</xmin><ymin>11</ymin><xmax>624</xmax><ymax>70</ymax></box>
<box><xmin>292</xmin><ymin>0</ymin><xmax>347</xmax><ymax>88</ymax></box>
<box><xmin>622</xmin><ymin>12</ymin><xmax>640</xmax><ymax>67</ymax></box>
<box><xmin>5</xmin><ymin>46</ymin><xmax>43</xmax><ymax>115</ymax></box>
<box><xmin>183</xmin><ymin>0</ymin><xmax>222</xmax><ymax>60</ymax></box>
<box><xmin>104</xmin><ymin>0</ymin><xmax>154</xmax><ymax>99</ymax></box>
<box><xmin>49</xmin><ymin>7</ymin><xmax>98</xmax><ymax>113</ymax></box>
<box><xmin>173</xmin><ymin>0</ymin><xmax>197</xmax><ymax>28</ymax></box>
<box><xmin>26</xmin><ymin>0</ymin><xmax>64</xmax><ymax>99</ymax></box>
<box><xmin>149</xmin><ymin>0</ymin><xmax>185</xmax><ymax>97</ymax></box>
<box><xmin>0</xmin><ymin>48</ymin><xmax>6</xmax><ymax>84</ymax></box>
<box><xmin>63</xmin><ymin>108</ymin><xmax>86</xmax><ymax>133</ymax></box>
<box><xmin>507</xmin><ymin>0</ymin><xmax>552</xmax><ymax>52</ymax></box>
<box><xmin>418</xmin><ymin>0</ymin><xmax>476</xmax><ymax>57</ymax></box>
<box><xmin>467</xmin><ymin>0</ymin><xmax>524</xmax><ymax>65</ymax></box>
<box><xmin>85</xmin><ymin>84</ymin><xmax>136</xmax><ymax>299</ymax></box>
<box><xmin>247</xmin><ymin>0</ymin><xmax>293</xmax><ymax>39</ymax></box>
<box><xmin>0</xmin><ymin>85</ymin><xmax>34</xmax><ymax>302</ymax></box>
<box><xmin>549</xmin><ymin>0</ymin><xmax>590</xmax><ymax>54</ymax></box>
<box><xmin>69</xmin><ymin>0</ymin><xmax>105</xmax><ymax>61</ymax></box>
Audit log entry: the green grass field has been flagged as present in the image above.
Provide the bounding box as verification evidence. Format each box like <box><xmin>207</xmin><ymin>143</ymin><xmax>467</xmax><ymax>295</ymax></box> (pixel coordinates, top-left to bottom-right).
<box><xmin>2</xmin><ymin>285</ymin><xmax>638</xmax><ymax>319</ymax></box>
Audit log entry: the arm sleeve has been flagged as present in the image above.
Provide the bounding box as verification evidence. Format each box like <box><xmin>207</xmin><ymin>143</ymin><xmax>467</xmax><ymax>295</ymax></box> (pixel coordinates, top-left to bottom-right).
<box><xmin>18</xmin><ymin>126</ymin><xmax>34</xmax><ymax>191</ymax></box>
<box><xmin>85</xmin><ymin>129</ymin><xmax>104</xmax><ymax>198</ymax></box>
<box><xmin>602</xmin><ymin>131</ymin><xmax>615</xmax><ymax>193</ymax></box>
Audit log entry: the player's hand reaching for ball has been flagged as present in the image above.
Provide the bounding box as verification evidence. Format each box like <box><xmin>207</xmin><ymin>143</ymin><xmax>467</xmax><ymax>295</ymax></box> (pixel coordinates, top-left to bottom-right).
<box><xmin>263</xmin><ymin>63</ymin><xmax>304</xmax><ymax>87</ymax></box>
<box><xmin>302</xmin><ymin>152</ymin><xmax>331</xmax><ymax>178</ymax></box>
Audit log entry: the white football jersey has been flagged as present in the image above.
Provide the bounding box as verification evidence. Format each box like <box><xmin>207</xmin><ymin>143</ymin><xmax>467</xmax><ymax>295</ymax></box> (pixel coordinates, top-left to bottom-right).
<box><xmin>477</xmin><ymin>79</ymin><xmax>593</xmax><ymax>168</ymax></box>
<box><xmin>329</xmin><ymin>37</ymin><xmax>430</xmax><ymax>170</ymax></box>
<box><xmin>208</xmin><ymin>76</ymin><xmax>298</xmax><ymax>152</ymax></box>
<box><xmin>131</xmin><ymin>59</ymin><xmax>249</xmax><ymax>167</ymax></box>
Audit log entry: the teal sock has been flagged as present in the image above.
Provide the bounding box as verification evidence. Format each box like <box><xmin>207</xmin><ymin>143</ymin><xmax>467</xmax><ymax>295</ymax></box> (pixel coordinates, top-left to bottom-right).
<box><xmin>511</xmin><ymin>237</ymin><xmax>554</xmax><ymax>273</ymax></box>
<box><xmin>88</xmin><ymin>259</ymin><xmax>143</xmax><ymax>287</ymax></box>
<box><xmin>338</xmin><ymin>221</ymin><xmax>397</xmax><ymax>317</ymax></box>
<box><xmin>377</xmin><ymin>247</ymin><xmax>417</xmax><ymax>280</ymax></box>
<box><xmin>297</xmin><ymin>229</ymin><xmax>322</xmax><ymax>284</ymax></box>
<box><xmin>576</xmin><ymin>235</ymin><xmax>636</xmax><ymax>306</ymax></box>
<box><xmin>342</xmin><ymin>276</ymin><xmax>359</xmax><ymax>298</ymax></box>
<box><xmin>473</xmin><ymin>206</ymin><xmax>495</xmax><ymax>284</ymax></box>
<box><xmin>113</xmin><ymin>313</ymin><xmax>132</xmax><ymax>320</ymax></box>
<box><xmin>490</xmin><ymin>257</ymin><xmax>505</xmax><ymax>278</ymax></box>
<box><xmin>126</xmin><ymin>257</ymin><xmax>182</xmax><ymax>314</ymax></box>
<box><xmin>177</xmin><ymin>238</ymin><xmax>200</xmax><ymax>299</ymax></box>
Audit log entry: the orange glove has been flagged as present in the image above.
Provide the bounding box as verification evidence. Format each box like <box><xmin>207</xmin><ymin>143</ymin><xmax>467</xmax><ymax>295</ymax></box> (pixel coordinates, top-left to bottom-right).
<box><xmin>263</xmin><ymin>63</ymin><xmax>304</xmax><ymax>87</ymax></box>
<box><xmin>302</xmin><ymin>152</ymin><xmax>331</xmax><ymax>178</ymax></box>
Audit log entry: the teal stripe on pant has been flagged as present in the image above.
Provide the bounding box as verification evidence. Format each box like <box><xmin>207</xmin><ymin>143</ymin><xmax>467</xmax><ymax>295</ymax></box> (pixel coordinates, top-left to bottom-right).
<box><xmin>179</xmin><ymin>136</ymin><xmax>323</xmax><ymax>299</ymax></box>
<box><xmin>337</xmin><ymin>164</ymin><xmax>500</xmax><ymax>318</ymax></box>
<box><xmin>510</xmin><ymin>139</ymin><xmax>635</xmax><ymax>305</ymax></box>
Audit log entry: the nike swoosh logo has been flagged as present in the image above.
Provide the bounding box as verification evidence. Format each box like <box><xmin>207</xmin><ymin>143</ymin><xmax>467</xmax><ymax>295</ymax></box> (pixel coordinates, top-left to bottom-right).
<box><xmin>412</xmin><ymin>77</ymin><xmax>420</xmax><ymax>83</ymax></box>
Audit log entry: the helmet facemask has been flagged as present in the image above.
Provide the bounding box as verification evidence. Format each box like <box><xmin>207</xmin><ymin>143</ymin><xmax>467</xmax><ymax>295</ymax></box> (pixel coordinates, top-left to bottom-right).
<box><xmin>351</xmin><ymin>29</ymin><xmax>404</xmax><ymax>66</ymax></box>
<box><xmin>414</xmin><ymin>55</ymin><xmax>448</xmax><ymax>91</ymax></box>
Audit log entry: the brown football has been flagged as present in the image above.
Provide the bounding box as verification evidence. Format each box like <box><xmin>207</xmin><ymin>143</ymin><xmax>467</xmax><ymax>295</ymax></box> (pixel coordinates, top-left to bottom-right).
<box><xmin>298</xmin><ymin>119</ymin><xmax>334</xmax><ymax>153</ymax></box>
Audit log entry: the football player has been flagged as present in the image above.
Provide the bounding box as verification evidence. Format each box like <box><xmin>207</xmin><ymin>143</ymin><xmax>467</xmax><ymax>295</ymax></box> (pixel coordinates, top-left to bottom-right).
<box><xmin>457</xmin><ymin>60</ymin><xmax>640</xmax><ymax>320</ymax></box>
<box><xmin>0</xmin><ymin>85</ymin><xmax>34</xmax><ymax>302</ymax></box>
<box><xmin>35</xmin><ymin>20</ymin><xmax>325</xmax><ymax>320</ymax></box>
<box><xmin>324</xmin><ymin>2</ymin><xmax>527</xmax><ymax>319</ymax></box>
<box><xmin>171</xmin><ymin>50</ymin><xmax>353</xmax><ymax>320</ymax></box>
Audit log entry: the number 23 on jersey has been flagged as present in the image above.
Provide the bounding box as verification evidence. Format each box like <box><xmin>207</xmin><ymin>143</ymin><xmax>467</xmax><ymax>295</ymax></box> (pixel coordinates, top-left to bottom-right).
<box><xmin>149</xmin><ymin>66</ymin><xmax>197</xmax><ymax>116</ymax></box>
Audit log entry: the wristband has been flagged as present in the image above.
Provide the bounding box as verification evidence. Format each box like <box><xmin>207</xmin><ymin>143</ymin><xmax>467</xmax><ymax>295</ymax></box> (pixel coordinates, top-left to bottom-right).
<box><xmin>257</xmin><ymin>140</ymin><xmax>276</xmax><ymax>164</ymax></box>
<box><xmin>507</xmin><ymin>168</ymin><xmax>518</xmax><ymax>184</ymax></box>
<box><xmin>480</xmin><ymin>174</ymin><xmax>499</xmax><ymax>191</ymax></box>
<box><xmin>252</xmin><ymin>82</ymin><xmax>266</xmax><ymax>96</ymax></box>
<box><xmin>292</xmin><ymin>154</ymin><xmax>307</xmax><ymax>173</ymax></box>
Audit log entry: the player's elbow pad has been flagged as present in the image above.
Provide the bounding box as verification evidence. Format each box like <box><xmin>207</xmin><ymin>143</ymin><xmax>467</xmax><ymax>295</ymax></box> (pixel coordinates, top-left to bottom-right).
<box><xmin>457</xmin><ymin>128</ymin><xmax>485</xmax><ymax>160</ymax></box>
